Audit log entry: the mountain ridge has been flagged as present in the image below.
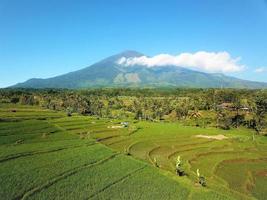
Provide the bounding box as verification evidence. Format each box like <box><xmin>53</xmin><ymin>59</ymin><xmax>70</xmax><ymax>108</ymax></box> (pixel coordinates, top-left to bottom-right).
<box><xmin>11</xmin><ymin>50</ymin><xmax>267</xmax><ymax>89</ymax></box>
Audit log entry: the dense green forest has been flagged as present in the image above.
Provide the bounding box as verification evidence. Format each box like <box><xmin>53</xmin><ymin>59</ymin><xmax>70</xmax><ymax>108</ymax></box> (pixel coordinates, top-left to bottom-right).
<box><xmin>1</xmin><ymin>88</ymin><xmax>266</xmax><ymax>134</ymax></box>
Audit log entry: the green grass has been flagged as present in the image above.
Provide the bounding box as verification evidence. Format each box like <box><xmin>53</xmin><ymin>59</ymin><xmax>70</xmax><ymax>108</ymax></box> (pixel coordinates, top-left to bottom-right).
<box><xmin>93</xmin><ymin>120</ymin><xmax>265</xmax><ymax>199</ymax></box>
<box><xmin>90</xmin><ymin>167</ymin><xmax>190</xmax><ymax>200</ymax></box>
<box><xmin>0</xmin><ymin>103</ymin><xmax>266</xmax><ymax>199</ymax></box>
<box><xmin>216</xmin><ymin>159</ymin><xmax>267</xmax><ymax>199</ymax></box>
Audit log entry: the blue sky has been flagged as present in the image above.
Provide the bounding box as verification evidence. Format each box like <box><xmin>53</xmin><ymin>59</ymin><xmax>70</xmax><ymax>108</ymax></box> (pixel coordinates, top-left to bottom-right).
<box><xmin>0</xmin><ymin>0</ymin><xmax>267</xmax><ymax>87</ymax></box>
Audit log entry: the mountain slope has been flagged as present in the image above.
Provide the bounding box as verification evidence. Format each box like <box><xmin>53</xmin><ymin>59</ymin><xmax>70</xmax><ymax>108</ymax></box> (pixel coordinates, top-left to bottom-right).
<box><xmin>11</xmin><ymin>50</ymin><xmax>267</xmax><ymax>89</ymax></box>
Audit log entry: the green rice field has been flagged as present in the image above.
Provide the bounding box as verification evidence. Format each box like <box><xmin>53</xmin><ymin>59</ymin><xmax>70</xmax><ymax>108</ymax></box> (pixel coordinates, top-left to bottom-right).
<box><xmin>0</xmin><ymin>103</ymin><xmax>266</xmax><ymax>199</ymax></box>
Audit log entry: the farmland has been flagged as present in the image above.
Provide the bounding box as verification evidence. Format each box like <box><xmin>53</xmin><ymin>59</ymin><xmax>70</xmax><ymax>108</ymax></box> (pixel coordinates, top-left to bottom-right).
<box><xmin>0</xmin><ymin>104</ymin><xmax>191</xmax><ymax>200</ymax></box>
<box><xmin>94</xmin><ymin>121</ymin><xmax>267</xmax><ymax>199</ymax></box>
<box><xmin>0</xmin><ymin>89</ymin><xmax>267</xmax><ymax>199</ymax></box>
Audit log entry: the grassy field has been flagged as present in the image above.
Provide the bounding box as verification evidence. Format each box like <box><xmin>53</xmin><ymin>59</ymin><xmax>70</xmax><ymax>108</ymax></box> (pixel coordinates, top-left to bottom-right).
<box><xmin>0</xmin><ymin>103</ymin><xmax>266</xmax><ymax>199</ymax></box>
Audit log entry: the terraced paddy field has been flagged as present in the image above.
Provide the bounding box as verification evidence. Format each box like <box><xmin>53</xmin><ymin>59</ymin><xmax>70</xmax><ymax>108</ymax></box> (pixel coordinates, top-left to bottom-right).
<box><xmin>0</xmin><ymin>103</ymin><xmax>266</xmax><ymax>199</ymax></box>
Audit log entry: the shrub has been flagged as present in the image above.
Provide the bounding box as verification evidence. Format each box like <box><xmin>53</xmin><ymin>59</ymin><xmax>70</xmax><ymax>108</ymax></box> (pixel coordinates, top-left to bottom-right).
<box><xmin>124</xmin><ymin>147</ymin><xmax>131</xmax><ymax>156</ymax></box>
<box><xmin>66</xmin><ymin>107</ymin><xmax>73</xmax><ymax>117</ymax></box>
<box><xmin>153</xmin><ymin>158</ymin><xmax>159</xmax><ymax>168</ymax></box>
<box><xmin>197</xmin><ymin>169</ymin><xmax>207</xmax><ymax>187</ymax></box>
<box><xmin>175</xmin><ymin>156</ymin><xmax>185</xmax><ymax>176</ymax></box>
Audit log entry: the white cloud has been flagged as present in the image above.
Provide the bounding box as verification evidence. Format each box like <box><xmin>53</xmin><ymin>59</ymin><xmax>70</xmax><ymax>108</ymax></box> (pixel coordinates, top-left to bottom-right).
<box><xmin>117</xmin><ymin>51</ymin><xmax>244</xmax><ymax>73</ymax></box>
<box><xmin>254</xmin><ymin>67</ymin><xmax>267</xmax><ymax>73</ymax></box>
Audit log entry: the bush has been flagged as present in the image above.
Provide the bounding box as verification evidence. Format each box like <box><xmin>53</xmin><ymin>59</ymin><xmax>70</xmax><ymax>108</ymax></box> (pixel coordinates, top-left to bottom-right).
<box><xmin>66</xmin><ymin>107</ymin><xmax>73</xmax><ymax>117</ymax></box>
<box><xmin>175</xmin><ymin>156</ymin><xmax>185</xmax><ymax>176</ymax></box>
<box><xmin>153</xmin><ymin>158</ymin><xmax>159</xmax><ymax>168</ymax></box>
<box><xmin>199</xmin><ymin>176</ymin><xmax>207</xmax><ymax>187</ymax></box>
<box><xmin>197</xmin><ymin>169</ymin><xmax>207</xmax><ymax>187</ymax></box>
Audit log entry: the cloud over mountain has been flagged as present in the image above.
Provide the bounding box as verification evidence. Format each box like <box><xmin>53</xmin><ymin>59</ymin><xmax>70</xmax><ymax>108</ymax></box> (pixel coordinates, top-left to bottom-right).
<box><xmin>117</xmin><ymin>51</ymin><xmax>244</xmax><ymax>73</ymax></box>
<box><xmin>11</xmin><ymin>50</ymin><xmax>267</xmax><ymax>89</ymax></box>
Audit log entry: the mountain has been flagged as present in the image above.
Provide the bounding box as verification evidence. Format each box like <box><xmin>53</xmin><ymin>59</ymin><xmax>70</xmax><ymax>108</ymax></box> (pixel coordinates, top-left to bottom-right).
<box><xmin>11</xmin><ymin>50</ymin><xmax>267</xmax><ymax>89</ymax></box>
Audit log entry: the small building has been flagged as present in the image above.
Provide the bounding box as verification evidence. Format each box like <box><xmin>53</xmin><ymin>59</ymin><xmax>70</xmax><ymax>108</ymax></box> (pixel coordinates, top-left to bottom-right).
<box><xmin>240</xmin><ymin>107</ymin><xmax>250</xmax><ymax>111</ymax></box>
<box><xmin>217</xmin><ymin>103</ymin><xmax>250</xmax><ymax>112</ymax></box>
<box><xmin>121</xmin><ymin>122</ymin><xmax>129</xmax><ymax>127</ymax></box>
<box><xmin>217</xmin><ymin>103</ymin><xmax>235</xmax><ymax>110</ymax></box>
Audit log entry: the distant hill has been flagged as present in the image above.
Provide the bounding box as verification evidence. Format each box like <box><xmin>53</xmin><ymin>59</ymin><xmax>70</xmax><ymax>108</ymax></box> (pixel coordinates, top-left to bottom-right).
<box><xmin>11</xmin><ymin>50</ymin><xmax>267</xmax><ymax>89</ymax></box>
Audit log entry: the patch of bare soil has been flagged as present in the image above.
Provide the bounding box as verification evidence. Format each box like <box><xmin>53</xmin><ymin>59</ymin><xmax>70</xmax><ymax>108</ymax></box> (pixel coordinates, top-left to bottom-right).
<box><xmin>107</xmin><ymin>125</ymin><xmax>124</xmax><ymax>129</ymax></box>
<box><xmin>195</xmin><ymin>134</ymin><xmax>228</xmax><ymax>140</ymax></box>
<box><xmin>256</xmin><ymin>170</ymin><xmax>267</xmax><ymax>177</ymax></box>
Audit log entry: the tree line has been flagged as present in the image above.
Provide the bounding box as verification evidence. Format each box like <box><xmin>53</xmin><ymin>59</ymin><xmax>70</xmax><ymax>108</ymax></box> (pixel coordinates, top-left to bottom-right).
<box><xmin>1</xmin><ymin>88</ymin><xmax>266</xmax><ymax>134</ymax></box>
